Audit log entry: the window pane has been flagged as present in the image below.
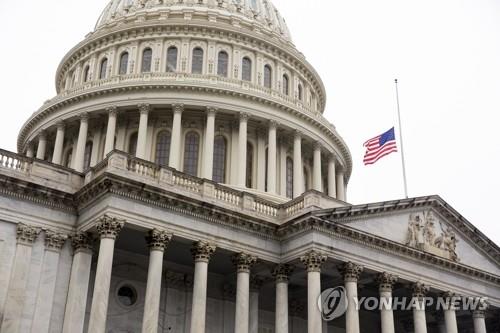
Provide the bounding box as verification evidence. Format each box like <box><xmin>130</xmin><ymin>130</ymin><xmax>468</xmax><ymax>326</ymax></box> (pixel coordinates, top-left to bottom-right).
<box><xmin>142</xmin><ymin>48</ymin><xmax>152</xmax><ymax>73</ymax></box>
<box><xmin>246</xmin><ymin>142</ymin><xmax>253</xmax><ymax>188</ymax></box>
<box><xmin>286</xmin><ymin>157</ymin><xmax>293</xmax><ymax>198</ymax></box>
<box><xmin>283</xmin><ymin>75</ymin><xmax>289</xmax><ymax>95</ymax></box>
<box><xmin>84</xmin><ymin>142</ymin><xmax>93</xmax><ymax>170</ymax></box>
<box><xmin>264</xmin><ymin>65</ymin><xmax>272</xmax><ymax>88</ymax></box>
<box><xmin>192</xmin><ymin>48</ymin><xmax>204</xmax><ymax>74</ymax></box>
<box><xmin>183</xmin><ymin>132</ymin><xmax>200</xmax><ymax>176</ymax></box>
<box><xmin>167</xmin><ymin>47</ymin><xmax>178</xmax><ymax>72</ymax></box>
<box><xmin>217</xmin><ymin>51</ymin><xmax>228</xmax><ymax>77</ymax></box>
<box><xmin>129</xmin><ymin>133</ymin><xmax>138</xmax><ymax>156</ymax></box>
<box><xmin>155</xmin><ymin>131</ymin><xmax>171</xmax><ymax>166</ymax></box>
<box><xmin>242</xmin><ymin>57</ymin><xmax>252</xmax><ymax>82</ymax></box>
<box><xmin>119</xmin><ymin>52</ymin><xmax>129</xmax><ymax>75</ymax></box>
<box><xmin>212</xmin><ymin>136</ymin><xmax>226</xmax><ymax>183</ymax></box>
<box><xmin>100</xmin><ymin>59</ymin><xmax>108</xmax><ymax>79</ymax></box>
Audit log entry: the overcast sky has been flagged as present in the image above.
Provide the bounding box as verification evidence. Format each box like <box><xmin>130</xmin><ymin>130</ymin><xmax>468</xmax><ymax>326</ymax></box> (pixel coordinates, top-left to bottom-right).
<box><xmin>0</xmin><ymin>0</ymin><xmax>499</xmax><ymax>244</ymax></box>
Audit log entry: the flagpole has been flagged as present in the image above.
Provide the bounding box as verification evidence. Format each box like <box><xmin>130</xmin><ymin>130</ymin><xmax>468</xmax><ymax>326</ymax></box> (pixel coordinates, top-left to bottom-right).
<box><xmin>394</xmin><ymin>79</ymin><xmax>409</xmax><ymax>199</ymax></box>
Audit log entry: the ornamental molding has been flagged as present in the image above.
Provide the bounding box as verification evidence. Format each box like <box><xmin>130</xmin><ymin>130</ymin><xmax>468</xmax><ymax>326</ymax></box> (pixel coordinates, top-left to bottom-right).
<box><xmin>338</xmin><ymin>261</ymin><xmax>363</xmax><ymax>282</ymax></box>
<box><xmin>96</xmin><ymin>214</ymin><xmax>125</xmax><ymax>239</ymax></box>
<box><xmin>44</xmin><ymin>229</ymin><xmax>68</xmax><ymax>251</ymax></box>
<box><xmin>232</xmin><ymin>252</ymin><xmax>257</xmax><ymax>273</ymax></box>
<box><xmin>16</xmin><ymin>223</ymin><xmax>41</xmax><ymax>245</ymax></box>
<box><xmin>272</xmin><ymin>264</ymin><xmax>294</xmax><ymax>283</ymax></box>
<box><xmin>412</xmin><ymin>282</ymin><xmax>430</xmax><ymax>298</ymax></box>
<box><xmin>145</xmin><ymin>229</ymin><xmax>173</xmax><ymax>251</ymax></box>
<box><xmin>191</xmin><ymin>241</ymin><xmax>216</xmax><ymax>263</ymax></box>
<box><xmin>300</xmin><ymin>250</ymin><xmax>327</xmax><ymax>273</ymax></box>
<box><xmin>71</xmin><ymin>232</ymin><xmax>94</xmax><ymax>253</ymax></box>
<box><xmin>376</xmin><ymin>272</ymin><xmax>398</xmax><ymax>292</ymax></box>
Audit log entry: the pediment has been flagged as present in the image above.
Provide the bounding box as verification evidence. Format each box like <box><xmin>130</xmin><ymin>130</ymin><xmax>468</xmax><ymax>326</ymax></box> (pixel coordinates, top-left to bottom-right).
<box><xmin>322</xmin><ymin>196</ymin><xmax>500</xmax><ymax>275</ymax></box>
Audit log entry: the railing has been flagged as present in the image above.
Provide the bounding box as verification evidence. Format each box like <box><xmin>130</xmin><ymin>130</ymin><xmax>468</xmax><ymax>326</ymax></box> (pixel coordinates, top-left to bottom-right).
<box><xmin>214</xmin><ymin>186</ymin><xmax>241</xmax><ymax>206</ymax></box>
<box><xmin>283</xmin><ymin>197</ymin><xmax>306</xmax><ymax>217</ymax></box>
<box><xmin>172</xmin><ymin>172</ymin><xmax>202</xmax><ymax>194</ymax></box>
<box><xmin>0</xmin><ymin>149</ymin><xmax>32</xmax><ymax>173</ymax></box>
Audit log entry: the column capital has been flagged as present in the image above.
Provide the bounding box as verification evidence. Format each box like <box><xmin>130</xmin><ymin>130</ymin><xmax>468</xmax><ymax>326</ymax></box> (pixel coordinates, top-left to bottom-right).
<box><xmin>376</xmin><ymin>272</ymin><xmax>398</xmax><ymax>292</ymax></box>
<box><xmin>38</xmin><ymin>130</ymin><xmax>47</xmax><ymax>140</ymax></box>
<box><xmin>71</xmin><ymin>232</ymin><xmax>93</xmax><ymax>254</ymax></box>
<box><xmin>232</xmin><ymin>252</ymin><xmax>258</xmax><ymax>273</ymax></box>
<box><xmin>138</xmin><ymin>103</ymin><xmax>151</xmax><ymax>115</ymax></box>
<box><xmin>411</xmin><ymin>282</ymin><xmax>430</xmax><ymax>298</ymax></box>
<box><xmin>172</xmin><ymin>103</ymin><xmax>184</xmax><ymax>114</ymax></box>
<box><xmin>269</xmin><ymin>119</ymin><xmax>279</xmax><ymax>129</ymax></box>
<box><xmin>206</xmin><ymin>106</ymin><xmax>218</xmax><ymax>117</ymax></box>
<box><xmin>250</xmin><ymin>276</ymin><xmax>265</xmax><ymax>292</ymax></box>
<box><xmin>300</xmin><ymin>250</ymin><xmax>327</xmax><ymax>273</ymax></box>
<box><xmin>56</xmin><ymin>121</ymin><xmax>66</xmax><ymax>130</ymax></box>
<box><xmin>239</xmin><ymin>112</ymin><xmax>250</xmax><ymax>122</ymax></box>
<box><xmin>313</xmin><ymin>141</ymin><xmax>322</xmax><ymax>151</ymax></box>
<box><xmin>106</xmin><ymin>105</ymin><xmax>118</xmax><ymax>116</ymax></box>
<box><xmin>441</xmin><ymin>291</ymin><xmax>460</xmax><ymax>310</ymax></box>
<box><xmin>191</xmin><ymin>241</ymin><xmax>216</xmax><ymax>263</ymax></box>
<box><xmin>145</xmin><ymin>229</ymin><xmax>173</xmax><ymax>251</ymax></box>
<box><xmin>272</xmin><ymin>263</ymin><xmax>294</xmax><ymax>283</ymax></box>
<box><xmin>44</xmin><ymin>229</ymin><xmax>68</xmax><ymax>252</ymax></box>
<box><xmin>338</xmin><ymin>262</ymin><xmax>364</xmax><ymax>282</ymax></box>
<box><xmin>294</xmin><ymin>130</ymin><xmax>302</xmax><ymax>140</ymax></box>
<box><xmin>16</xmin><ymin>223</ymin><xmax>41</xmax><ymax>245</ymax></box>
<box><xmin>80</xmin><ymin>112</ymin><xmax>89</xmax><ymax>122</ymax></box>
<box><xmin>329</xmin><ymin>153</ymin><xmax>337</xmax><ymax>163</ymax></box>
<box><xmin>95</xmin><ymin>215</ymin><xmax>125</xmax><ymax>239</ymax></box>
<box><xmin>472</xmin><ymin>309</ymin><xmax>487</xmax><ymax>319</ymax></box>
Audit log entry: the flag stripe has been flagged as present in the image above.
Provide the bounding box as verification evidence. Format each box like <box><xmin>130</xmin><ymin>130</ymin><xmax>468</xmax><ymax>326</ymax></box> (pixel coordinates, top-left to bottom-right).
<box><xmin>363</xmin><ymin>128</ymin><xmax>398</xmax><ymax>165</ymax></box>
<box><xmin>364</xmin><ymin>146</ymin><xmax>398</xmax><ymax>164</ymax></box>
<box><xmin>364</xmin><ymin>148</ymin><xmax>399</xmax><ymax>165</ymax></box>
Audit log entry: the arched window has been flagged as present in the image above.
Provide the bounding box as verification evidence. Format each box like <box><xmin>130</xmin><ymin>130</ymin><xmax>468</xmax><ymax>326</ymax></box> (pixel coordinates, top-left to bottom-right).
<box><xmin>119</xmin><ymin>52</ymin><xmax>129</xmax><ymax>75</ymax></box>
<box><xmin>246</xmin><ymin>142</ymin><xmax>254</xmax><ymax>188</ymax></box>
<box><xmin>155</xmin><ymin>131</ymin><xmax>171</xmax><ymax>167</ymax></box>
<box><xmin>192</xmin><ymin>48</ymin><xmax>204</xmax><ymax>74</ymax></box>
<box><xmin>217</xmin><ymin>51</ymin><xmax>229</xmax><ymax>77</ymax></box>
<box><xmin>242</xmin><ymin>57</ymin><xmax>252</xmax><ymax>82</ymax></box>
<box><xmin>264</xmin><ymin>65</ymin><xmax>272</xmax><ymax>88</ymax></box>
<box><xmin>65</xmin><ymin>149</ymin><xmax>73</xmax><ymax>168</ymax></box>
<box><xmin>83</xmin><ymin>142</ymin><xmax>93</xmax><ymax>170</ymax></box>
<box><xmin>141</xmin><ymin>48</ymin><xmax>153</xmax><ymax>73</ymax></box>
<box><xmin>183</xmin><ymin>132</ymin><xmax>200</xmax><ymax>176</ymax></box>
<box><xmin>128</xmin><ymin>133</ymin><xmax>138</xmax><ymax>156</ymax></box>
<box><xmin>83</xmin><ymin>66</ymin><xmax>90</xmax><ymax>82</ymax></box>
<box><xmin>298</xmin><ymin>83</ymin><xmax>303</xmax><ymax>101</ymax></box>
<box><xmin>283</xmin><ymin>74</ymin><xmax>289</xmax><ymax>95</ymax></box>
<box><xmin>166</xmin><ymin>47</ymin><xmax>178</xmax><ymax>72</ymax></box>
<box><xmin>212</xmin><ymin>135</ymin><xmax>227</xmax><ymax>183</ymax></box>
<box><xmin>99</xmin><ymin>58</ymin><xmax>108</xmax><ymax>79</ymax></box>
<box><xmin>286</xmin><ymin>157</ymin><xmax>293</xmax><ymax>199</ymax></box>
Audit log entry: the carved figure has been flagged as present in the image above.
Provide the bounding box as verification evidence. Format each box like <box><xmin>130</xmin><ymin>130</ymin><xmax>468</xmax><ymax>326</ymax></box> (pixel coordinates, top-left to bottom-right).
<box><xmin>423</xmin><ymin>211</ymin><xmax>437</xmax><ymax>245</ymax></box>
<box><xmin>406</xmin><ymin>213</ymin><xmax>424</xmax><ymax>247</ymax></box>
<box><xmin>435</xmin><ymin>222</ymin><xmax>459</xmax><ymax>261</ymax></box>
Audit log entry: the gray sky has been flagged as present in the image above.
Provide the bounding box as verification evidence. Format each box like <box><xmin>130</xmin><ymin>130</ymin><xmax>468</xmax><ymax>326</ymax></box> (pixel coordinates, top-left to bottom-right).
<box><xmin>1</xmin><ymin>0</ymin><xmax>499</xmax><ymax>244</ymax></box>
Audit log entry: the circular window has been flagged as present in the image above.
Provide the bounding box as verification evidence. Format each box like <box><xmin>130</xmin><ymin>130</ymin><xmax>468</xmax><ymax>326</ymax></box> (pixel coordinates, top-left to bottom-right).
<box><xmin>117</xmin><ymin>285</ymin><xmax>137</xmax><ymax>307</ymax></box>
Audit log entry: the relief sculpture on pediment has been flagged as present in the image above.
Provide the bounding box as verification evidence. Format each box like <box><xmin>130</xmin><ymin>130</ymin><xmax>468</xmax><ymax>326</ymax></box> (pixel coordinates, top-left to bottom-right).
<box><xmin>405</xmin><ymin>211</ymin><xmax>459</xmax><ymax>262</ymax></box>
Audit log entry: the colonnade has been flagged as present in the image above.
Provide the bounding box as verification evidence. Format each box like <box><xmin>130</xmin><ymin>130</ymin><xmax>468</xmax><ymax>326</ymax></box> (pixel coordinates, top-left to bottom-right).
<box><xmin>28</xmin><ymin>105</ymin><xmax>348</xmax><ymax>201</ymax></box>
<box><xmin>0</xmin><ymin>222</ymin><xmax>493</xmax><ymax>333</ymax></box>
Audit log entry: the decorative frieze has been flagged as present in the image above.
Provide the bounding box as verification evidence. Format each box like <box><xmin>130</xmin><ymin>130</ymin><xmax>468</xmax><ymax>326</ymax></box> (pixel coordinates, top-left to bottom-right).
<box><xmin>145</xmin><ymin>229</ymin><xmax>172</xmax><ymax>251</ymax></box>
<box><xmin>300</xmin><ymin>250</ymin><xmax>327</xmax><ymax>273</ymax></box>
<box><xmin>71</xmin><ymin>232</ymin><xmax>93</xmax><ymax>253</ymax></box>
<box><xmin>338</xmin><ymin>262</ymin><xmax>363</xmax><ymax>282</ymax></box>
<box><xmin>411</xmin><ymin>282</ymin><xmax>430</xmax><ymax>299</ymax></box>
<box><xmin>376</xmin><ymin>272</ymin><xmax>398</xmax><ymax>292</ymax></box>
<box><xmin>16</xmin><ymin>223</ymin><xmax>41</xmax><ymax>245</ymax></box>
<box><xmin>95</xmin><ymin>215</ymin><xmax>125</xmax><ymax>239</ymax></box>
<box><xmin>232</xmin><ymin>252</ymin><xmax>257</xmax><ymax>273</ymax></box>
<box><xmin>272</xmin><ymin>264</ymin><xmax>294</xmax><ymax>283</ymax></box>
<box><xmin>191</xmin><ymin>241</ymin><xmax>216</xmax><ymax>263</ymax></box>
<box><xmin>44</xmin><ymin>229</ymin><xmax>68</xmax><ymax>252</ymax></box>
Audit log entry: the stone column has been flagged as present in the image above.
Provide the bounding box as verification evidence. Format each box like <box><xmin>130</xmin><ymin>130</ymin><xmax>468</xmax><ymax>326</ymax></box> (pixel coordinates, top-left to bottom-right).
<box><xmin>31</xmin><ymin>230</ymin><xmax>68</xmax><ymax>333</ymax></box>
<box><xmin>339</xmin><ymin>262</ymin><xmax>363</xmax><ymax>333</ymax></box>
<box><xmin>189</xmin><ymin>241</ymin><xmax>216</xmax><ymax>333</ymax></box>
<box><xmin>256</xmin><ymin>130</ymin><xmax>267</xmax><ymax>191</ymax></box>
<box><xmin>87</xmin><ymin>215</ymin><xmax>124</xmax><ymax>333</ymax></box>
<box><xmin>273</xmin><ymin>264</ymin><xmax>294</xmax><ymax>333</ymax></box>
<box><xmin>249</xmin><ymin>277</ymin><xmax>264</xmax><ymax>333</ymax></box>
<box><xmin>327</xmin><ymin>156</ymin><xmax>337</xmax><ymax>198</ymax></box>
<box><xmin>293</xmin><ymin>131</ymin><xmax>304</xmax><ymax>198</ymax></box>
<box><xmin>442</xmin><ymin>292</ymin><xmax>459</xmax><ymax>333</ymax></box>
<box><xmin>238</xmin><ymin>113</ymin><xmax>249</xmax><ymax>187</ymax></box>
<box><xmin>36</xmin><ymin>131</ymin><xmax>47</xmax><ymax>160</ymax></box>
<box><xmin>313</xmin><ymin>142</ymin><xmax>322</xmax><ymax>192</ymax></box>
<box><xmin>52</xmin><ymin>122</ymin><xmax>66</xmax><ymax>165</ymax></box>
<box><xmin>336</xmin><ymin>170</ymin><xmax>346</xmax><ymax>201</ymax></box>
<box><xmin>169</xmin><ymin>104</ymin><xmax>184</xmax><ymax>170</ymax></box>
<box><xmin>233</xmin><ymin>253</ymin><xmax>258</xmax><ymax>333</ymax></box>
<box><xmin>376</xmin><ymin>272</ymin><xmax>398</xmax><ymax>333</ymax></box>
<box><xmin>267</xmin><ymin>120</ymin><xmax>278</xmax><ymax>194</ymax></box>
<box><xmin>0</xmin><ymin>224</ymin><xmax>40</xmax><ymax>333</ymax></box>
<box><xmin>141</xmin><ymin>230</ymin><xmax>173</xmax><ymax>333</ymax></box>
<box><xmin>472</xmin><ymin>308</ymin><xmax>487</xmax><ymax>333</ymax></box>
<box><xmin>412</xmin><ymin>282</ymin><xmax>430</xmax><ymax>333</ymax></box>
<box><xmin>26</xmin><ymin>143</ymin><xmax>35</xmax><ymax>158</ymax></box>
<box><xmin>104</xmin><ymin>106</ymin><xmax>118</xmax><ymax>156</ymax></box>
<box><xmin>136</xmin><ymin>103</ymin><xmax>150</xmax><ymax>159</ymax></box>
<box><xmin>74</xmin><ymin>113</ymin><xmax>89</xmax><ymax>172</ymax></box>
<box><xmin>301</xmin><ymin>250</ymin><xmax>327</xmax><ymax>333</ymax></box>
<box><xmin>202</xmin><ymin>107</ymin><xmax>217</xmax><ymax>179</ymax></box>
<box><xmin>62</xmin><ymin>232</ymin><xmax>93</xmax><ymax>333</ymax></box>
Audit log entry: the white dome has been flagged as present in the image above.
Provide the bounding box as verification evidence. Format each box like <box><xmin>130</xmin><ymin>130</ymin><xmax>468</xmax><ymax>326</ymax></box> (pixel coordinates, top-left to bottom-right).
<box><xmin>96</xmin><ymin>0</ymin><xmax>292</xmax><ymax>42</ymax></box>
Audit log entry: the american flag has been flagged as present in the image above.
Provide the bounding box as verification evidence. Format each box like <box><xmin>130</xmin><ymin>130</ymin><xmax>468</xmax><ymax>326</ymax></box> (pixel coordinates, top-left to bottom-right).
<box><xmin>363</xmin><ymin>127</ymin><xmax>398</xmax><ymax>165</ymax></box>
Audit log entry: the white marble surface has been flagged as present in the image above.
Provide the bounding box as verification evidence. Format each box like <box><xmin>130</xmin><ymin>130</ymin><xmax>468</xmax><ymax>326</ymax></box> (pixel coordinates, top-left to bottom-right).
<box><xmin>249</xmin><ymin>290</ymin><xmax>259</xmax><ymax>333</ymax></box>
<box><xmin>380</xmin><ymin>290</ymin><xmax>394</xmax><ymax>333</ymax></box>
<box><xmin>49</xmin><ymin>243</ymin><xmax>72</xmax><ymax>333</ymax></box>
<box><xmin>345</xmin><ymin>280</ymin><xmax>360</xmax><ymax>333</ymax></box>
<box><xmin>234</xmin><ymin>271</ymin><xmax>250</xmax><ymax>333</ymax></box>
<box><xmin>141</xmin><ymin>249</ymin><xmax>164</xmax><ymax>333</ymax></box>
<box><xmin>190</xmin><ymin>260</ymin><xmax>209</xmax><ymax>333</ymax></box>
<box><xmin>275</xmin><ymin>281</ymin><xmax>288</xmax><ymax>333</ymax></box>
<box><xmin>0</xmin><ymin>222</ymin><xmax>16</xmax><ymax>325</ymax></box>
<box><xmin>307</xmin><ymin>271</ymin><xmax>322</xmax><ymax>333</ymax></box>
<box><xmin>444</xmin><ymin>309</ymin><xmax>458</xmax><ymax>333</ymax></box>
<box><xmin>413</xmin><ymin>303</ymin><xmax>428</xmax><ymax>333</ymax></box>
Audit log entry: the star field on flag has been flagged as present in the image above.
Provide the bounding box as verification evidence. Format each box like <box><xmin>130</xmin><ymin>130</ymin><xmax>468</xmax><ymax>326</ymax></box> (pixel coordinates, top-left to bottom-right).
<box><xmin>363</xmin><ymin>127</ymin><xmax>398</xmax><ymax>165</ymax></box>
